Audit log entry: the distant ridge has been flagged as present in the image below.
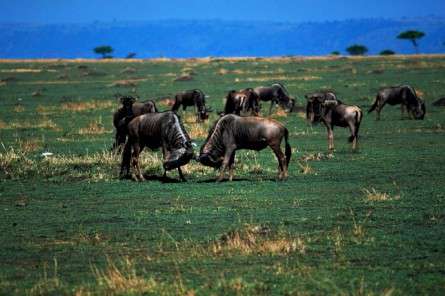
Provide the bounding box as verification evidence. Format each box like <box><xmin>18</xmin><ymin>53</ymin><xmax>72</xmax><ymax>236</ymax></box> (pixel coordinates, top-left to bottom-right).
<box><xmin>0</xmin><ymin>17</ymin><xmax>444</xmax><ymax>58</ymax></box>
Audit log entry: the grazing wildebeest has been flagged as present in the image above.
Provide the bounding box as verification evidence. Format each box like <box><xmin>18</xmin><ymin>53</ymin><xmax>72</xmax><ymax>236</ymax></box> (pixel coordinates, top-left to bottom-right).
<box><xmin>223</xmin><ymin>88</ymin><xmax>260</xmax><ymax>116</ymax></box>
<box><xmin>306</xmin><ymin>91</ymin><xmax>363</xmax><ymax>151</ymax></box>
<box><xmin>198</xmin><ymin>114</ymin><xmax>291</xmax><ymax>181</ymax></box>
<box><xmin>171</xmin><ymin>89</ymin><xmax>212</xmax><ymax>122</ymax></box>
<box><xmin>120</xmin><ymin>111</ymin><xmax>194</xmax><ymax>181</ymax></box>
<box><xmin>368</xmin><ymin>85</ymin><xmax>425</xmax><ymax>120</ymax></box>
<box><xmin>253</xmin><ymin>83</ymin><xmax>295</xmax><ymax>114</ymax></box>
<box><xmin>112</xmin><ymin>96</ymin><xmax>158</xmax><ymax>151</ymax></box>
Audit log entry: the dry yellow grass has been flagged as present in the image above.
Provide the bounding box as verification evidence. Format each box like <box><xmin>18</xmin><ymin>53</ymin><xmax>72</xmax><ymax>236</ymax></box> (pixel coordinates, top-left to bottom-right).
<box><xmin>363</xmin><ymin>188</ymin><xmax>400</xmax><ymax>201</ymax></box>
<box><xmin>17</xmin><ymin>138</ymin><xmax>43</xmax><ymax>153</ymax></box>
<box><xmin>239</xmin><ymin>75</ymin><xmax>320</xmax><ymax>83</ymax></box>
<box><xmin>61</xmin><ymin>100</ymin><xmax>113</xmax><ymax>112</ymax></box>
<box><xmin>3</xmin><ymin>117</ymin><xmax>60</xmax><ymax>131</ymax></box>
<box><xmin>298</xmin><ymin>161</ymin><xmax>315</xmax><ymax>175</ymax></box>
<box><xmin>212</xmin><ymin>225</ymin><xmax>306</xmax><ymax>256</ymax></box>
<box><xmin>92</xmin><ymin>257</ymin><xmax>176</xmax><ymax>295</ymax></box>
<box><xmin>13</xmin><ymin>105</ymin><xmax>25</xmax><ymax>113</ymax></box>
<box><xmin>78</xmin><ymin>119</ymin><xmax>107</xmax><ymax>135</ymax></box>
<box><xmin>0</xmin><ymin>54</ymin><xmax>444</xmax><ymax>64</ymax></box>
<box><xmin>0</xmin><ymin>68</ymin><xmax>45</xmax><ymax>73</ymax></box>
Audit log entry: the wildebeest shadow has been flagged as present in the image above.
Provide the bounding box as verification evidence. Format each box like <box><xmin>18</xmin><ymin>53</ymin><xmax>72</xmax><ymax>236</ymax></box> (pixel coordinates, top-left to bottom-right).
<box><xmin>142</xmin><ymin>173</ymin><xmax>182</xmax><ymax>183</ymax></box>
<box><xmin>197</xmin><ymin>177</ymin><xmax>277</xmax><ymax>183</ymax></box>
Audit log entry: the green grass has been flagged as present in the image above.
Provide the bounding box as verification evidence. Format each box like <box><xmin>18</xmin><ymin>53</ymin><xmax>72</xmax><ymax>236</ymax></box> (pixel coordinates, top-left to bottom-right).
<box><xmin>1</xmin><ymin>56</ymin><xmax>445</xmax><ymax>295</ymax></box>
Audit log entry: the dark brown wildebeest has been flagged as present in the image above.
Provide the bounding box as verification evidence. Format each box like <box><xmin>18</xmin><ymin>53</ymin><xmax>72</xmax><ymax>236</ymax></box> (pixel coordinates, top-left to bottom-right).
<box><xmin>198</xmin><ymin>114</ymin><xmax>291</xmax><ymax>181</ymax></box>
<box><xmin>120</xmin><ymin>111</ymin><xmax>194</xmax><ymax>181</ymax></box>
<box><xmin>223</xmin><ymin>88</ymin><xmax>260</xmax><ymax>116</ymax></box>
<box><xmin>112</xmin><ymin>96</ymin><xmax>158</xmax><ymax>151</ymax></box>
<box><xmin>306</xmin><ymin>91</ymin><xmax>363</xmax><ymax>151</ymax></box>
<box><xmin>368</xmin><ymin>85</ymin><xmax>425</xmax><ymax>120</ymax></box>
<box><xmin>171</xmin><ymin>89</ymin><xmax>212</xmax><ymax>122</ymax></box>
<box><xmin>253</xmin><ymin>83</ymin><xmax>295</xmax><ymax>114</ymax></box>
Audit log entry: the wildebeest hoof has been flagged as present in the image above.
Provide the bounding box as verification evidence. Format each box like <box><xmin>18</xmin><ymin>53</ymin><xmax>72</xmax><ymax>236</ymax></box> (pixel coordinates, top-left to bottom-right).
<box><xmin>119</xmin><ymin>173</ymin><xmax>131</xmax><ymax>180</ymax></box>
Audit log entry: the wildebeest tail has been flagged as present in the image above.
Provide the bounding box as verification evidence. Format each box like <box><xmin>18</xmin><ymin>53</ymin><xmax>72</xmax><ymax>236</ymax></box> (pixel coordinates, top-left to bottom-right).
<box><xmin>284</xmin><ymin>128</ymin><xmax>292</xmax><ymax>166</ymax></box>
<box><xmin>348</xmin><ymin>109</ymin><xmax>363</xmax><ymax>142</ymax></box>
<box><xmin>368</xmin><ymin>96</ymin><xmax>379</xmax><ymax>113</ymax></box>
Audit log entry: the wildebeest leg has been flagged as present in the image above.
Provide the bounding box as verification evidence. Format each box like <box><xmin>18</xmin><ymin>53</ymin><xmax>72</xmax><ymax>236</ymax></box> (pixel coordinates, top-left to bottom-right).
<box><xmin>178</xmin><ymin>167</ymin><xmax>186</xmax><ymax>182</ymax></box>
<box><xmin>132</xmin><ymin>142</ymin><xmax>144</xmax><ymax>181</ymax></box>
<box><xmin>400</xmin><ymin>104</ymin><xmax>406</xmax><ymax>119</ymax></box>
<box><xmin>375</xmin><ymin>102</ymin><xmax>385</xmax><ymax>121</ymax></box>
<box><xmin>217</xmin><ymin>147</ymin><xmax>235</xmax><ymax>182</ymax></box>
<box><xmin>326</xmin><ymin>125</ymin><xmax>334</xmax><ymax>151</ymax></box>
<box><xmin>270</xmin><ymin>144</ymin><xmax>286</xmax><ymax>180</ymax></box>
<box><xmin>228</xmin><ymin>152</ymin><xmax>236</xmax><ymax>181</ymax></box>
<box><xmin>348</xmin><ymin>121</ymin><xmax>358</xmax><ymax>150</ymax></box>
<box><xmin>269</xmin><ymin>100</ymin><xmax>275</xmax><ymax>115</ymax></box>
<box><xmin>162</xmin><ymin>144</ymin><xmax>168</xmax><ymax>179</ymax></box>
<box><xmin>120</xmin><ymin>140</ymin><xmax>132</xmax><ymax>178</ymax></box>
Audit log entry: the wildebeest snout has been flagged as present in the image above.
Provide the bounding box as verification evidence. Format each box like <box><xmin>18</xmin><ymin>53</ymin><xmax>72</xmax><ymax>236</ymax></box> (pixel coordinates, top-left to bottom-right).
<box><xmin>198</xmin><ymin>153</ymin><xmax>222</xmax><ymax>168</ymax></box>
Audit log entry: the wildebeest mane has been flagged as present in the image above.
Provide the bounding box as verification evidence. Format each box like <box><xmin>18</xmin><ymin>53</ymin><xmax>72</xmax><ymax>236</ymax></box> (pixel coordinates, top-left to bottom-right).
<box><xmin>201</xmin><ymin>115</ymin><xmax>235</xmax><ymax>155</ymax></box>
<box><xmin>164</xmin><ymin>113</ymin><xmax>191</xmax><ymax>150</ymax></box>
<box><xmin>272</xmin><ymin>82</ymin><xmax>290</xmax><ymax>97</ymax></box>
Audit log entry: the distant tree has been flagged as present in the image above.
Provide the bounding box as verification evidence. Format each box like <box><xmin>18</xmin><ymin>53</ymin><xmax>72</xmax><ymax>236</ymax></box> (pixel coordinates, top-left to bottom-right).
<box><xmin>93</xmin><ymin>45</ymin><xmax>114</xmax><ymax>59</ymax></box>
<box><xmin>330</xmin><ymin>51</ymin><xmax>340</xmax><ymax>56</ymax></box>
<box><xmin>397</xmin><ymin>30</ymin><xmax>425</xmax><ymax>54</ymax></box>
<box><xmin>380</xmin><ymin>49</ymin><xmax>395</xmax><ymax>56</ymax></box>
<box><xmin>346</xmin><ymin>44</ymin><xmax>368</xmax><ymax>56</ymax></box>
<box><xmin>126</xmin><ymin>52</ymin><xmax>137</xmax><ymax>59</ymax></box>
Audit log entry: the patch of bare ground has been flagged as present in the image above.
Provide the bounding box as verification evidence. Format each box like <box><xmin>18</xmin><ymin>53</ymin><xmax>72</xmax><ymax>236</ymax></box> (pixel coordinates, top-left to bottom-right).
<box><xmin>110</xmin><ymin>80</ymin><xmax>138</xmax><ymax>87</ymax></box>
<box><xmin>120</xmin><ymin>67</ymin><xmax>137</xmax><ymax>74</ymax></box>
<box><xmin>174</xmin><ymin>74</ymin><xmax>193</xmax><ymax>81</ymax></box>
<box><xmin>159</xmin><ymin>98</ymin><xmax>175</xmax><ymax>107</ymax></box>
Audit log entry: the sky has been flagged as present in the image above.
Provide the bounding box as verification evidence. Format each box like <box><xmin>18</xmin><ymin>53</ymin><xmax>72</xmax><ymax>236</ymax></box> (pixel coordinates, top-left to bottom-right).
<box><xmin>0</xmin><ymin>0</ymin><xmax>444</xmax><ymax>23</ymax></box>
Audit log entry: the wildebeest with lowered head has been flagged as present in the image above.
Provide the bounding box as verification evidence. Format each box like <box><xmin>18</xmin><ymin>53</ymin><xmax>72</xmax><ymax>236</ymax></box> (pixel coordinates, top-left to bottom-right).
<box><xmin>171</xmin><ymin>89</ymin><xmax>212</xmax><ymax>122</ymax></box>
<box><xmin>120</xmin><ymin>111</ymin><xmax>194</xmax><ymax>181</ymax></box>
<box><xmin>368</xmin><ymin>85</ymin><xmax>425</xmax><ymax>120</ymax></box>
<box><xmin>112</xmin><ymin>96</ymin><xmax>158</xmax><ymax>151</ymax></box>
<box><xmin>198</xmin><ymin>114</ymin><xmax>291</xmax><ymax>181</ymax></box>
<box><xmin>306</xmin><ymin>91</ymin><xmax>362</xmax><ymax>151</ymax></box>
<box><xmin>253</xmin><ymin>83</ymin><xmax>295</xmax><ymax>114</ymax></box>
<box><xmin>223</xmin><ymin>88</ymin><xmax>260</xmax><ymax>116</ymax></box>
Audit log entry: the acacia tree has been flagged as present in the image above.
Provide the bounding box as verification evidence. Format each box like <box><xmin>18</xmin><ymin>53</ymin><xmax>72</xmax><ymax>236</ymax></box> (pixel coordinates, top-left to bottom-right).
<box><xmin>397</xmin><ymin>30</ymin><xmax>425</xmax><ymax>54</ymax></box>
<box><xmin>346</xmin><ymin>44</ymin><xmax>368</xmax><ymax>56</ymax></box>
<box><xmin>380</xmin><ymin>49</ymin><xmax>395</xmax><ymax>56</ymax></box>
<box><xmin>93</xmin><ymin>45</ymin><xmax>114</xmax><ymax>59</ymax></box>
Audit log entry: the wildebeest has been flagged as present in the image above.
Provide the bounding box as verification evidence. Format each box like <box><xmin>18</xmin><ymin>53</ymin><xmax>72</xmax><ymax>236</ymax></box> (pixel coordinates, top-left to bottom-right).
<box><xmin>198</xmin><ymin>114</ymin><xmax>291</xmax><ymax>181</ymax></box>
<box><xmin>223</xmin><ymin>88</ymin><xmax>260</xmax><ymax>116</ymax></box>
<box><xmin>253</xmin><ymin>83</ymin><xmax>295</xmax><ymax>114</ymax></box>
<box><xmin>368</xmin><ymin>85</ymin><xmax>425</xmax><ymax>120</ymax></box>
<box><xmin>306</xmin><ymin>91</ymin><xmax>363</xmax><ymax>151</ymax></box>
<box><xmin>112</xmin><ymin>96</ymin><xmax>158</xmax><ymax>151</ymax></box>
<box><xmin>171</xmin><ymin>89</ymin><xmax>212</xmax><ymax>122</ymax></box>
<box><xmin>120</xmin><ymin>111</ymin><xmax>194</xmax><ymax>181</ymax></box>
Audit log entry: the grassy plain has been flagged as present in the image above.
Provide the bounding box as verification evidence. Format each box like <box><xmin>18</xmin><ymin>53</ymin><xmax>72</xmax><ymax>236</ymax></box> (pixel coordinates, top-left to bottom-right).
<box><xmin>0</xmin><ymin>55</ymin><xmax>445</xmax><ymax>295</ymax></box>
